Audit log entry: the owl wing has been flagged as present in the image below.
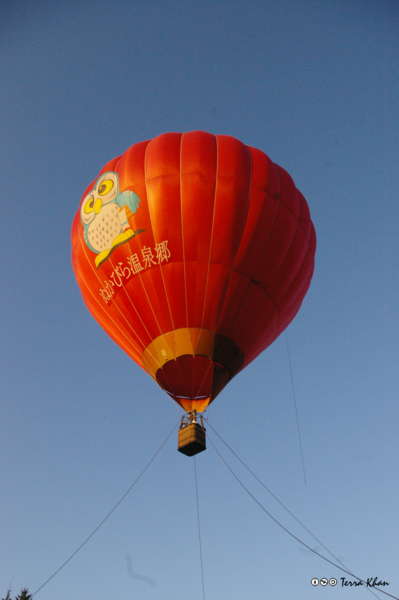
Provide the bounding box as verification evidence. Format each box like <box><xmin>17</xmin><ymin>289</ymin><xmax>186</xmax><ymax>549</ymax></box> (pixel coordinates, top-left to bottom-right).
<box><xmin>115</xmin><ymin>190</ymin><xmax>140</xmax><ymax>214</ymax></box>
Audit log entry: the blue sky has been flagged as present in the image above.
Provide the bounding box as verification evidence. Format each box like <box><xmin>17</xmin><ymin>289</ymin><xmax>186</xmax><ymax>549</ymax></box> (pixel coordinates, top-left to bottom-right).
<box><xmin>1</xmin><ymin>1</ymin><xmax>399</xmax><ymax>598</ymax></box>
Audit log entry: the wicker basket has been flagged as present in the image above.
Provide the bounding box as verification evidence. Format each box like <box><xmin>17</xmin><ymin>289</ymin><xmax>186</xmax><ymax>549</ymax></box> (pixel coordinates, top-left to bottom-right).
<box><xmin>178</xmin><ymin>422</ymin><xmax>206</xmax><ymax>456</ymax></box>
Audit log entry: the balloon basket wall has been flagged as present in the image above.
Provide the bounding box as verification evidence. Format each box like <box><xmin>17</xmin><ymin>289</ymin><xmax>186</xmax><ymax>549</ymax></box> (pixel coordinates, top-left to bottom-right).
<box><xmin>178</xmin><ymin>413</ymin><xmax>206</xmax><ymax>457</ymax></box>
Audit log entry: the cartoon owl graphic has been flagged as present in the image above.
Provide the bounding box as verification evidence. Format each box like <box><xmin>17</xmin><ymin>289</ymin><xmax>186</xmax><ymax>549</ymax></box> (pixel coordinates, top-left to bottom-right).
<box><xmin>80</xmin><ymin>172</ymin><xmax>144</xmax><ymax>268</ymax></box>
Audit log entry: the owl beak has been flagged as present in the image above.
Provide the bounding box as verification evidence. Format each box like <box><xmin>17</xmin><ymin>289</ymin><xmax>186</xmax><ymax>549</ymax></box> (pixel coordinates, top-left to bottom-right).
<box><xmin>94</xmin><ymin>198</ymin><xmax>103</xmax><ymax>214</ymax></box>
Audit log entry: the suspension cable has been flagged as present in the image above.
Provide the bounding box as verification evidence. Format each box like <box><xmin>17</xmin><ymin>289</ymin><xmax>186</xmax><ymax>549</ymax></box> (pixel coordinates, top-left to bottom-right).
<box><xmin>207</xmin><ymin>432</ymin><xmax>397</xmax><ymax>600</ymax></box>
<box><xmin>32</xmin><ymin>419</ymin><xmax>180</xmax><ymax>597</ymax></box>
<box><xmin>194</xmin><ymin>457</ymin><xmax>206</xmax><ymax>600</ymax></box>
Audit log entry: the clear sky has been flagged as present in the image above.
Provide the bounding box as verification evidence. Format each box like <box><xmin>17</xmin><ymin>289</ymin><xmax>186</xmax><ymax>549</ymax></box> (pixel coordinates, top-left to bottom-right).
<box><xmin>1</xmin><ymin>1</ymin><xmax>399</xmax><ymax>599</ymax></box>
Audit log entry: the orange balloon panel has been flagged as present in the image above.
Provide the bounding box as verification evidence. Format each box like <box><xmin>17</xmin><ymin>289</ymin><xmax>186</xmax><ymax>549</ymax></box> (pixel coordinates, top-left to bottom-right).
<box><xmin>71</xmin><ymin>131</ymin><xmax>316</xmax><ymax>412</ymax></box>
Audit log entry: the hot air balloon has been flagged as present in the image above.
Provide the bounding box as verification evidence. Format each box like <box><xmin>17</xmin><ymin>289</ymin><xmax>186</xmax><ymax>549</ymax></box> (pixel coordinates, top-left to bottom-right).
<box><xmin>71</xmin><ymin>131</ymin><xmax>316</xmax><ymax>455</ymax></box>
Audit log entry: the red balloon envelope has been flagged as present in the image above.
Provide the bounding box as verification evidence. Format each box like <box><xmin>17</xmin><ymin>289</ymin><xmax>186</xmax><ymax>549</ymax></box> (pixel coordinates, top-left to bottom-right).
<box><xmin>71</xmin><ymin>131</ymin><xmax>316</xmax><ymax>413</ymax></box>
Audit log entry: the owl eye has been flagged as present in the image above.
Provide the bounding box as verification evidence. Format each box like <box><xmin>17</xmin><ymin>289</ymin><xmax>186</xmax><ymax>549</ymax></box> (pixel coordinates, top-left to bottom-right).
<box><xmin>81</xmin><ymin>193</ymin><xmax>96</xmax><ymax>225</ymax></box>
<box><xmin>84</xmin><ymin>198</ymin><xmax>95</xmax><ymax>214</ymax></box>
<box><xmin>98</xmin><ymin>179</ymin><xmax>114</xmax><ymax>196</ymax></box>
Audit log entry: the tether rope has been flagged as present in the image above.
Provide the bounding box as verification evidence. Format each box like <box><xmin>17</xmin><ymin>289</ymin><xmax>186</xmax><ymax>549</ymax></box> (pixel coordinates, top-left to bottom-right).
<box><xmin>32</xmin><ymin>419</ymin><xmax>179</xmax><ymax>597</ymax></box>
<box><xmin>205</xmin><ymin>420</ymin><xmax>382</xmax><ymax>599</ymax></box>
<box><xmin>194</xmin><ymin>457</ymin><xmax>206</xmax><ymax>600</ymax></box>
<box><xmin>285</xmin><ymin>331</ymin><xmax>306</xmax><ymax>484</ymax></box>
<box><xmin>207</xmin><ymin>432</ymin><xmax>396</xmax><ymax>600</ymax></box>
